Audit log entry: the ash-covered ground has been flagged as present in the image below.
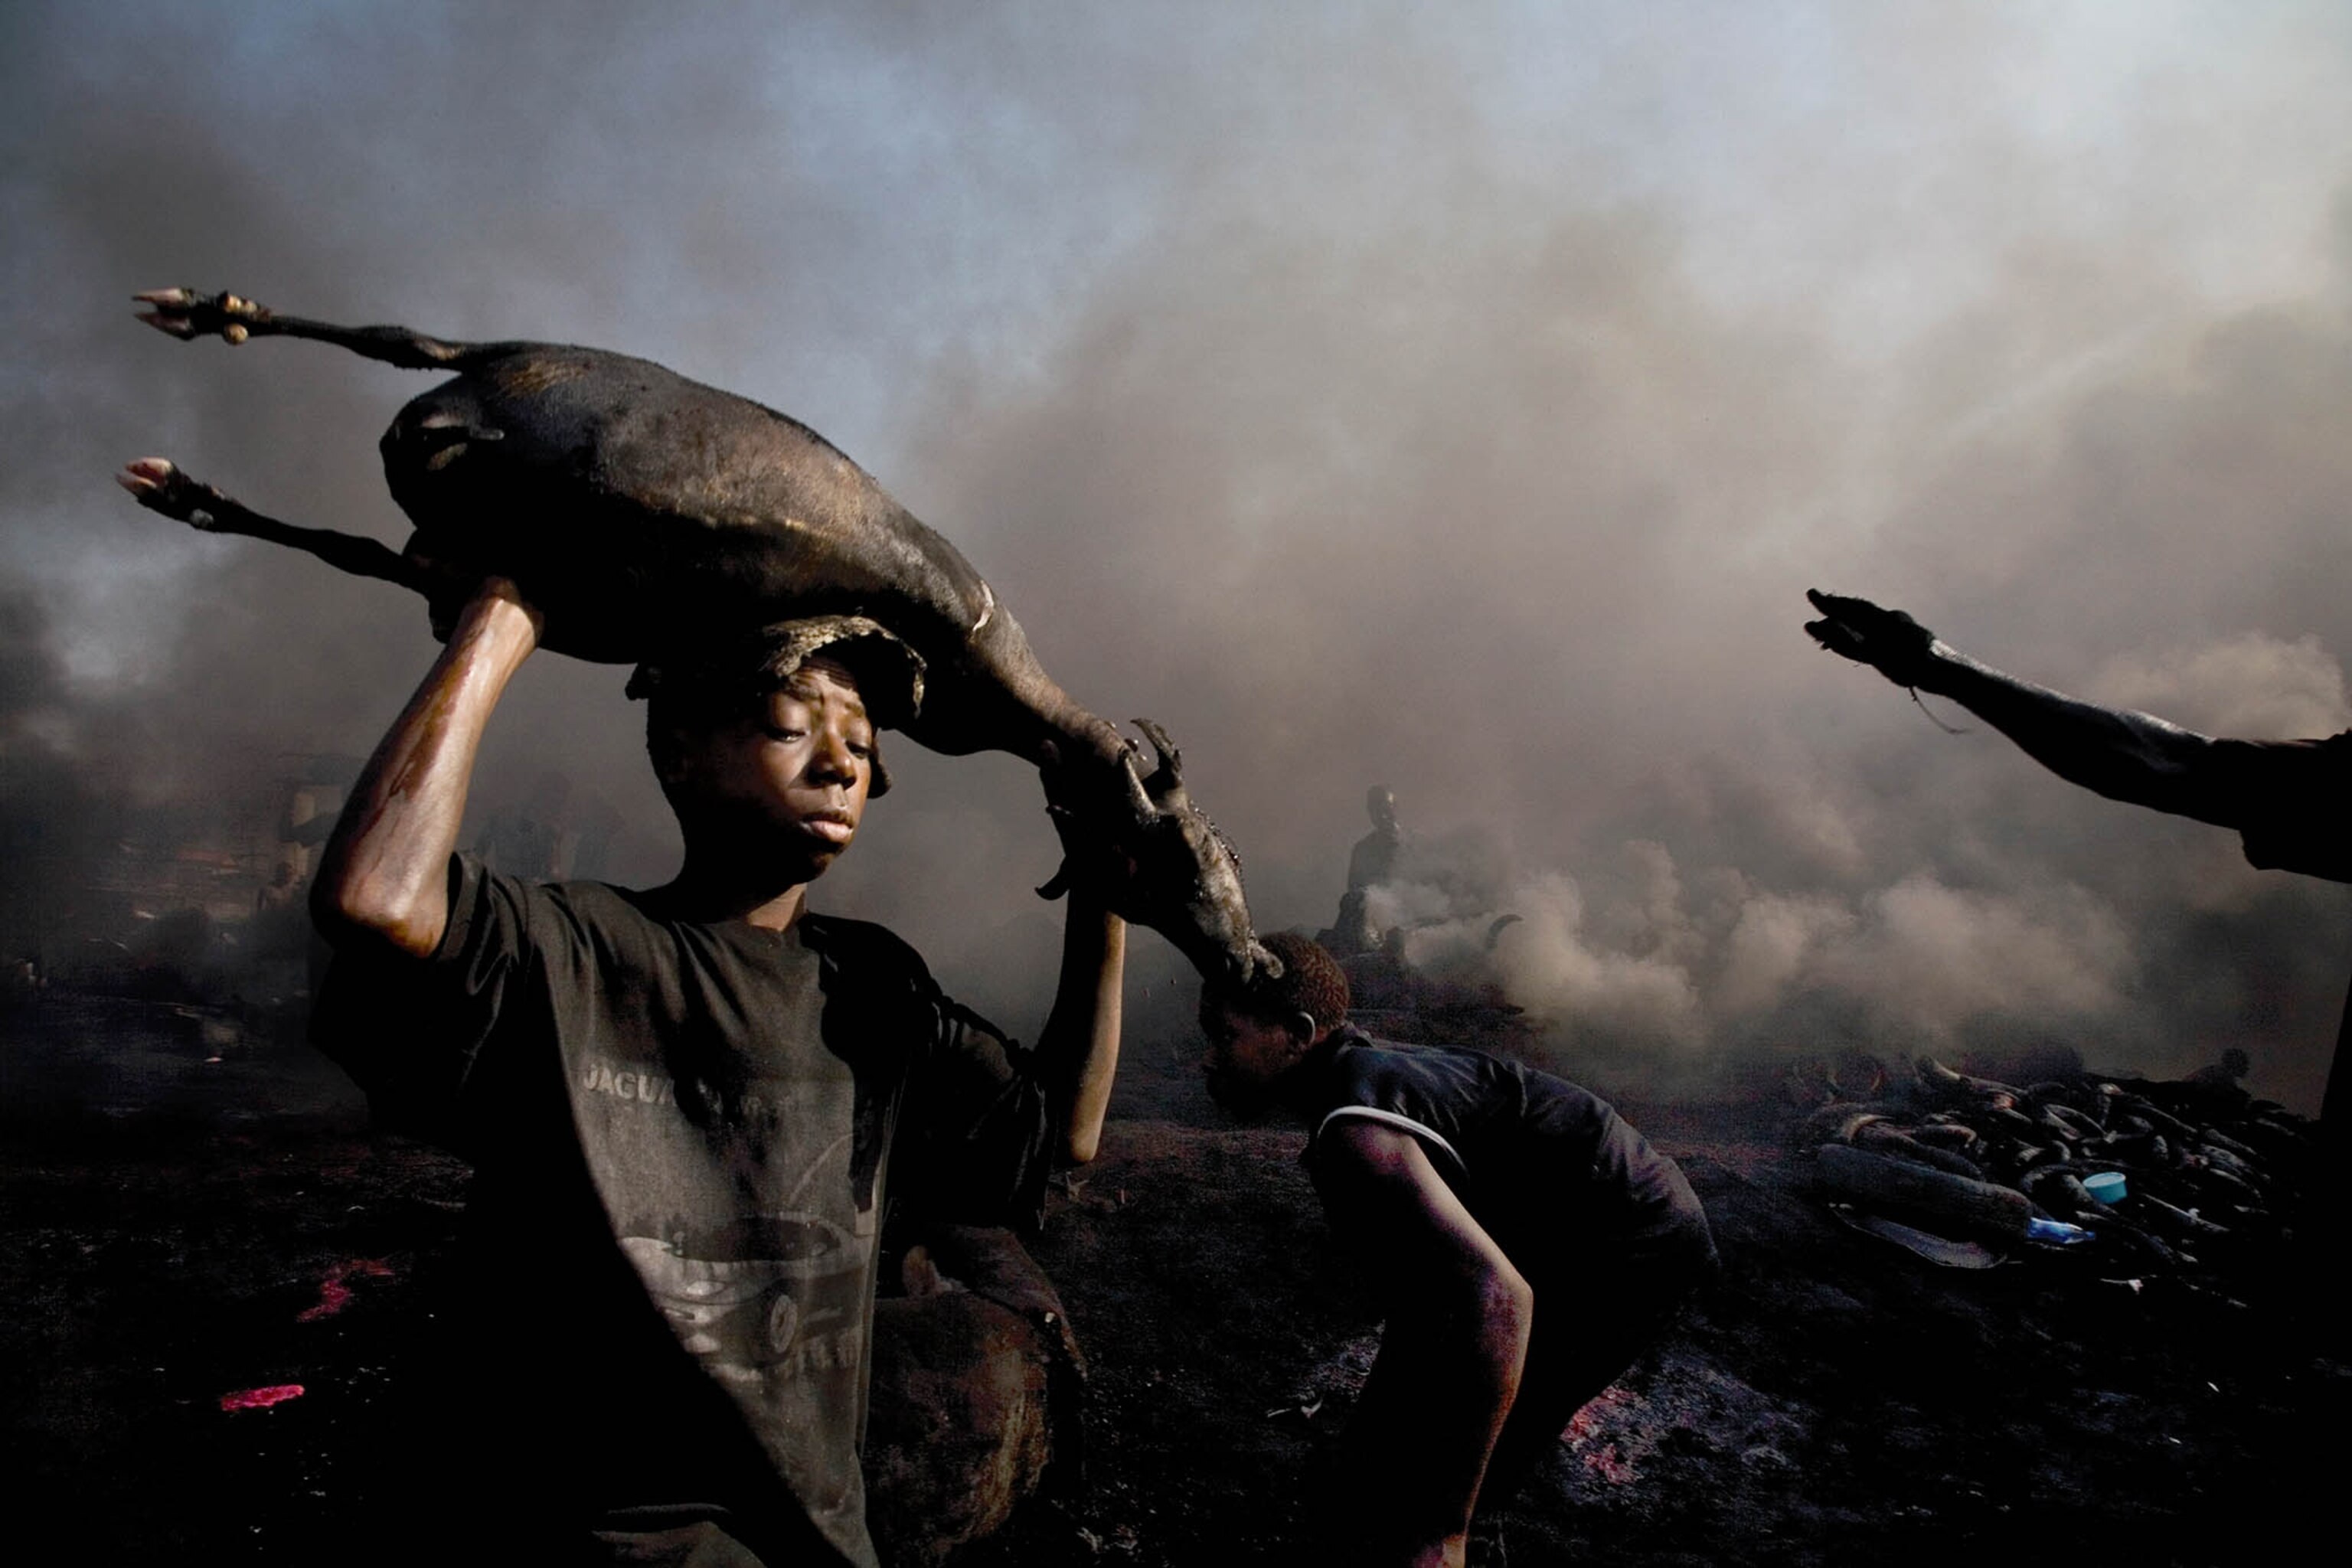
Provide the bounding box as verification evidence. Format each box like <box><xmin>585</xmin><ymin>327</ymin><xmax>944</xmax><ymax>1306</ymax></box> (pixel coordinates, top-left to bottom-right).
<box><xmin>5</xmin><ymin>989</ymin><xmax>2345</xmax><ymax>1566</ymax></box>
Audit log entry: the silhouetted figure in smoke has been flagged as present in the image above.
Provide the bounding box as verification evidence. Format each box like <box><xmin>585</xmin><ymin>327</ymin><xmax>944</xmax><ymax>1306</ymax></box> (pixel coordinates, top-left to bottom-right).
<box><xmin>469</xmin><ymin>769</ymin><xmax>629</xmax><ymax>882</ymax></box>
<box><xmin>2</xmin><ymin>955</ymin><xmax>39</xmax><ymax>1013</ymax></box>
<box><xmin>2189</xmin><ymin>1045</ymin><xmax>2254</xmax><ymax>1094</ymax></box>
<box><xmin>1198</xmin><ymin>933</ymin><xmax>1714</xmax><ymax>1567</ymax></box>
<box><xmin>472</xmin><ymin>768</ymin><xmax>573</xmax><ymax>880</ymax></box>
<box><xmin>1322</xmin><ymin>786</ymin><xmax>1405</xmax><ymax>958</ymax></box>
<box><xmin>255</xmin><ymin>861</ymin><xmax>301</xmax><ymax>915</ymax></box>
<box><xmin>247</xmin><ymin>861</ymin><xmax>315</xmax><ymax>972</ymax></box>
<box><xmin>1351</xmin><ymin>786</ymin><xmax>1404</xmax><ymax>891</ymax></box>
<box><xmin>1343</xmin><ymin>923</ymin><xmax>1418</xmax><ymax>1013</ymax></box>
<box><xmin>1805</xmin><ymin>589</ymin><xmax>2350</xmax><ymax>1138</ymax></box>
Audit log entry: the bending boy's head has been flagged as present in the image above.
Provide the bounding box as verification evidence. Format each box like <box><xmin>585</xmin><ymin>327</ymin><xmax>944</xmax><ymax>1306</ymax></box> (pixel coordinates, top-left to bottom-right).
<box><xmin>1198</xmin><ymin>933</ymin><xmax>1349</xmax><ymax>1114</ymax></box>
<box><xmin>631</xmin><ymin>619</ymin><xmax>924</xmax><ymax>882</ymax></box>
<box><xmin>1214</xmin><ymin>931</ymin><xmax>1351</xmax><ymax>1031</ymax></box>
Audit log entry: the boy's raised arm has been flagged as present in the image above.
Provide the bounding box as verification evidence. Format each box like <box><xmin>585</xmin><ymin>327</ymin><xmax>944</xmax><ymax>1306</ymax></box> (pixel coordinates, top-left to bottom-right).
<box><xmin>312</xmin><ymin>580</ymin><xmax>542</xmax><ymax>958</ymax></box>
<box><xmin>1037</xmin><ymin>890</ymin><xmax>1126</xmax><ymax>1165</ymax></box>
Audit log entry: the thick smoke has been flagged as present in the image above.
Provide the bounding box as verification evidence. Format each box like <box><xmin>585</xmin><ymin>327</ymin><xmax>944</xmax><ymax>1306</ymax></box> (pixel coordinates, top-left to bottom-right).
<box><xmin>8</xmin><ymin>4</ymin><xmax>2352</xmax><ymax>1106</ymax></box>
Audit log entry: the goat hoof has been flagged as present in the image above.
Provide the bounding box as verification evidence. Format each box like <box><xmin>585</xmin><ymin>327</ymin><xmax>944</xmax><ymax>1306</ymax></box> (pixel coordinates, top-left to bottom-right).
<box><xmin>116</xmin><ymin>457</ymin><xmax>227</xmax><ymax>529</ymax></box>
<box><xmin>132</xmin><ymin>287</ymin><xmax>267</xmax><ymax>344</ymax></box>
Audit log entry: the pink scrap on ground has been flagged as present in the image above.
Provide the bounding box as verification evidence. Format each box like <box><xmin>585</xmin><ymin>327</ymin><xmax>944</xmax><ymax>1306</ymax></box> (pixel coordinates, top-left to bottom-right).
<box><xmin>220</xmin><ymin>1384</ymin><xmax>305</xmax><ymax>1412</ymax></box>
<box><xmin>1560</xmin><ymin>1385</ymin><xmax>1633</xmax><ymax>1442</ymax></box>
<box><xmin>296</xmin><ymin>1258</ymin><xmax>397</xmax><ymax>1322</ymax></box>
<box><xmin>1562</xmin><ymin>1386</ymin><xmax>1639</xmax><ymax>1483</ymax></box>
<box><xmin>1581</xmin><ymin>1442</ymin><xmax>1637</xmax><ymax>1485</ymax></box>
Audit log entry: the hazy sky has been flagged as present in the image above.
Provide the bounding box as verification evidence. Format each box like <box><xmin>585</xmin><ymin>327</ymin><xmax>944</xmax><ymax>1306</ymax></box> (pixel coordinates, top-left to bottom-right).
<box><xmin>8</xmin><ymin>2</ymin><xmax>2352</xmax><ymax>1104</ymax></box>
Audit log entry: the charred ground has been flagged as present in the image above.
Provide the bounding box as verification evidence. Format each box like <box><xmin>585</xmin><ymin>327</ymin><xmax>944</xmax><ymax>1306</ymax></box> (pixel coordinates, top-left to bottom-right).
<box><xmin>4</xmin><ymin>991</ymin><xmax>2345</xmax><ymax>1566</ymax></box>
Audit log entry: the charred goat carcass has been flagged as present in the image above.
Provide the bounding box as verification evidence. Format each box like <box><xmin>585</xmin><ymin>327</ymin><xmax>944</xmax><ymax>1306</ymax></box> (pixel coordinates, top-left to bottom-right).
<box><xmin>119</xmin><ymin>288</ymin><xmax>1269</xmax><ymax>985</ymax></box>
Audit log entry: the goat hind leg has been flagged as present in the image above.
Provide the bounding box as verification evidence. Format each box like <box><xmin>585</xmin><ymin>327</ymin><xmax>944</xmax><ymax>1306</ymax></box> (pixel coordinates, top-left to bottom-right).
<box><xmin>117</xmin><ymin>457</ymin><xmax>430</xmax><ymax>593</ymax></box>
<box><xmin>133</xmin><ymin>287</ymin><xmax>498</xmax><ymax>371</ymax></box>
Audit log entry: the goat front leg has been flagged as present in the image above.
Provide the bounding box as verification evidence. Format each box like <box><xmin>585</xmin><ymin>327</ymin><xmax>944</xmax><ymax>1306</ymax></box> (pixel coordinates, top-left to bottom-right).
<box><xmin>133</xmin><ymin>288</ymin><xmax>501</xmax><ymax>371</ymax></box>
<box><xmin>116</xmin><ymin>458</ymin><xmax>432</xmax><ymax>593</ymax></box>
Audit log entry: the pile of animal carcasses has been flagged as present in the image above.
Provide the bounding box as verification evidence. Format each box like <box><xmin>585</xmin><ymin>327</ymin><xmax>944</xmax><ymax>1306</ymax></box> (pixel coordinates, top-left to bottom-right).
<box><xmin>1794</xmin><ymin>1056</ymin><xmax>2318</xmax><ymax>1274</ymax></box>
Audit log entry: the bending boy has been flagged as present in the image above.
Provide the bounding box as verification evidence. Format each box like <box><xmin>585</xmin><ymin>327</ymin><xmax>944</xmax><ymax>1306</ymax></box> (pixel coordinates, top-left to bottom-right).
<box><xmin>1198</xmin><ymin>933</ymin><xmax>1714</xmax><ymax>1567</ymax></box>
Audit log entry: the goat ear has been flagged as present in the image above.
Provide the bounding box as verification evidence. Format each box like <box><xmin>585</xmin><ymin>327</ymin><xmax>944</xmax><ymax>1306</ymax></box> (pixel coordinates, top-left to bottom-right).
<box><xmin>1119</xmin><ymin>747</ymin><xmax>1158</xmax><ymax>819</ymax></box>
<box><xmin>1131</xmin><ymin>718</ymin><xmax>1183</xmax><ymax>795</ymax></box>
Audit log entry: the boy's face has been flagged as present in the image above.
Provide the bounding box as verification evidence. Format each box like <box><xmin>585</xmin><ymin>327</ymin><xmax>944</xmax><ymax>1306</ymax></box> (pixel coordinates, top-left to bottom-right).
<box><xmin>1198</xmin><ymin>996</ymin><xmax>1308</xmax><ymax>1116</ymax></box>
<box><xmin>662</xmin><ymin>658</ymin><xmax>877</xmax><ymax>882</ymax></box>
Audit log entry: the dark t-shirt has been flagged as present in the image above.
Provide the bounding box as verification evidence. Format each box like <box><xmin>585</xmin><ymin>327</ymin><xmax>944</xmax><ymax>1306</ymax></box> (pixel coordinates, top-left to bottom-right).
<box><xmin>2210</xmin><ymin>732</ymin><xmax>2352</xmax><ymax>882</ymax></box>
<box><xmin>311</xmin><ymin>857</ymin><xmax>1047</xmax><ymax>1567</ymax></box>
<box><xmin>1297</xmin><ymin>1026</ymin><xmax>1714</xmax><ymax>1279</ymax></box>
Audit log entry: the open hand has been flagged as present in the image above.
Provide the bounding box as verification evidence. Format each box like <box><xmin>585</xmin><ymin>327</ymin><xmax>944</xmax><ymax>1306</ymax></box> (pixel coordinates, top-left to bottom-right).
<box><xmin>1805</xmin><ymin>590</ymin><xmax>1939</xmax><ymax>688</ymax></box>
<box><xmin>397</xmin><ymin>534</ymin><xmax>544</xmax><ymax>646</ymax></box>
<box><xmin>421</xmin><ymin>560</ymin><xmax>544</xmax><ymax>650</ymax></box>
<box><xmin>1035</xmin><ymin>772</ymin><xmax>1138</xmax><ymax>910</ymax></box>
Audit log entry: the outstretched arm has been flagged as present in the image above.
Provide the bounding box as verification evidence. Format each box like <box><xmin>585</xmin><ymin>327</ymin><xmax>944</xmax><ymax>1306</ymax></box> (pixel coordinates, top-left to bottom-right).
<box><xmin>1804</xmin><ymin>589</ymin><xmax>2248</xmax><ymax>826</ymax></box>
<box><xmin>312</xmin><ymin>580</ymin><xmax>542</xmax><ymax>956</ymax></box>
<box><xmin>1037</xmin><ymin>892</ymin><xmax>1127</xmax><ymax>1165</ymax></box>
<box><xmin>1313</xmin><ymin>1121</ymin><xmax>1533</xmax><ymax>1568</ymax></box>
